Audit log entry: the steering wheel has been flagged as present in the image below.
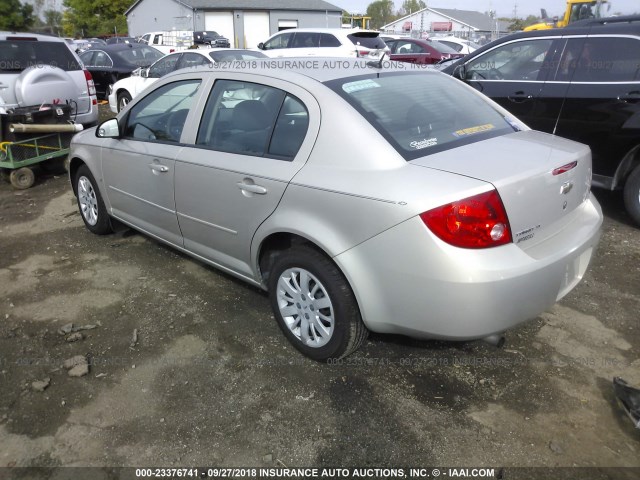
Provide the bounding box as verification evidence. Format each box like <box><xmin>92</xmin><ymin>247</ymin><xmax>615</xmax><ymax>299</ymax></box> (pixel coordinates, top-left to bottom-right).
<box><xmin>165</xmin><ymin>110</ymin><xmax>188</xmax><ymax>141</ymax></box>
<box><xmin>488</xmin><ymin>68</ymin><xmax>505</xmax><ymax>80</ymax></box>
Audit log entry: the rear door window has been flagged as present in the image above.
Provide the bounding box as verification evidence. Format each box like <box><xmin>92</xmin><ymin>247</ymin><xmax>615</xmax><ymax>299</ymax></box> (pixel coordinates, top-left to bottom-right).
<box><xmin>196</xmin><ymin>80</ymin><xmax>308</xmax><ymax>160</ymax></box>
<box><xmin>291</xmin><ymin>32</ymin><xmax>320</xmax><ymax>48</ymax></box>
<box><xmin>569</xmin><ymin>36</ymin><xmax>640</xmax><ymax>82</ymax></box>
<box><xmin>395</xmin><ymin>40</ymin><xmax>424</xmax><ymax>54</ymax></box>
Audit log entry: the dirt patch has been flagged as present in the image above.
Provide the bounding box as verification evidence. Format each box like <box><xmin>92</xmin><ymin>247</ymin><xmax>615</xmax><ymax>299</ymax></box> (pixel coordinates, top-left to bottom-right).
<box><xmin>0</xmin><ymin>167</ymin><xmax>638</xmax><ymax>474</ymax></box>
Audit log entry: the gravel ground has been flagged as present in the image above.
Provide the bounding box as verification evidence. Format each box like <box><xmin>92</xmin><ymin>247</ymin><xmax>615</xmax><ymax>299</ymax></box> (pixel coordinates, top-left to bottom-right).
<box><xmin>0</xmin><ymin>106</ymin><xmax>638</xmax><ymax>478</ymax></box>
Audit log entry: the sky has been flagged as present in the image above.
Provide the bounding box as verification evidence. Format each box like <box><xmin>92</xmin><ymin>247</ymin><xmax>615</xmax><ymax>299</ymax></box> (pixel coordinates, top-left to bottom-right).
<box><xmin>333</xmin><ymin>0</ymin><xmax>638</xmax><ymax>17</ymax></box>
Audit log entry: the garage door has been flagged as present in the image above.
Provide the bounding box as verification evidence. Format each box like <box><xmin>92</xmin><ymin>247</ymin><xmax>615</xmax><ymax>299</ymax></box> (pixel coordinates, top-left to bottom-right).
<box><xmin>244</xmin><ymin>11</ymin><xmax>270</xmax><ymax>48</ymax></box>
<box><xmin>205</xmin><ymin>11</ymin><xmax>235</xmax><ymax>47</ymax></box>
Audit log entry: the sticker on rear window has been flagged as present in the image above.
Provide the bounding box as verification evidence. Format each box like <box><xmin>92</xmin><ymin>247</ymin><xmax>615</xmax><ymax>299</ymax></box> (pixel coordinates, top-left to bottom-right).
<box><xmin>342</xmin><ymin>79</ymin><xmax>381</xmax><ymax>94</ymax></box>
<box><xmin>453</xmin><ymin>123</ymin><xmax>495</xmax><ymax>137</ymax></box>
<box><xmin>410</xmin><ymin>137</ymin><xmax>438</xmax><ymax>149</ymax></box>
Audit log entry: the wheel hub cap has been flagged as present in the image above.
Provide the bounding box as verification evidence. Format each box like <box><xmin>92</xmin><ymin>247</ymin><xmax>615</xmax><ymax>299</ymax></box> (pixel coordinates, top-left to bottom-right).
<box><xmin>277</xmin><ymin>268</ymin><xmax>334</xmax><ymax>348</ymax></box>
<box><xmin>78</xmin><ymin>176</ymin><xmax>99</xmax><ymax>226</ymax></box>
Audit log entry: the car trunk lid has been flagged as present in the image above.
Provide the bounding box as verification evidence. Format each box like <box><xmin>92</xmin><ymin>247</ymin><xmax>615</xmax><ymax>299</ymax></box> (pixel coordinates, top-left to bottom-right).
<box><xmin>410</xmin><ymin>130</ymin><xmax>592</xmax><ymax>249</ymax></box>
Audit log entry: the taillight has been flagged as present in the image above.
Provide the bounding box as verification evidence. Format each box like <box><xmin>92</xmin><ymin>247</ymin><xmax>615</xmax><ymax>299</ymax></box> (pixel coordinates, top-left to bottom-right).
<box><xmin>84</xmin><ymin>69</ymin><xmax>96</xmax><ymax>96</ymax></box>
<box><xmin>358</xmin><ymin>50</ymin><xmax>369</xmax><ymax>57</ymax></box>
<box><xmin>420</xmin><ymin>190</ymin><xmax>512</xmax><ymax>249</ymax></box>
<box><xmin>552</xmin><ymin>161</ymin><xmax>578</xmax><ymax>175</ymax></box>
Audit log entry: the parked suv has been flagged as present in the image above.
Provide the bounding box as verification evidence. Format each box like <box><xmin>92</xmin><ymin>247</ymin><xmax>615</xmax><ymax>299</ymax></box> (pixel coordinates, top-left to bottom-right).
<box><xmin>0</xmin><ymin>32</ymin><xmax>98</xmax><ymax>126</ymax></box>
<box><xmin>257</xmin><ymin>28</ymin><xmax>388</xmax><ymax>60</ymax></box>
<box><xmin>442</xmin><ymin>16</ymin><xmax>640</xmax><ymax>225</ymax></box>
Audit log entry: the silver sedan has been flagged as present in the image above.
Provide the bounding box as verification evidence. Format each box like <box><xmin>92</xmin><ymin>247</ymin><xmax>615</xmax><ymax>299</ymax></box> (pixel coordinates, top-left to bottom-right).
<box><xmin>68</xmin><ymin>60</ymin><xmax>603</xmax><ymax>361</ymax></box>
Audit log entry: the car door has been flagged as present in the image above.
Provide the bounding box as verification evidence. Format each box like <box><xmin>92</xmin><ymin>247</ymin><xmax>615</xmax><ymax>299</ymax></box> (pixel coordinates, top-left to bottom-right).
<box><xmin>460</xmin><ymin>37</ymin><xmax>559</xmax><ymax>126</ymax></box>
<box><xmin>289</xmin><ymin>32</ymin><xmax>321</xmax><ymax>56</ymax></box>
<box><xmin>174</xmin><ymin>76</ymin><xmax>319</xmax><ymax>278</ymax></box>
<box><xmin>101</xmin><ymin>79</ymin><xmax>203</xmax><ymax>246</ymax></box>
<box><xmin>531</xmin><ymin>36</ymin><xmax>587</xmax><ymax>135</ymax></box>
<box><xmin>553</xmin><ymin>34</ymin><xmax>640</xmax><ymax>183</ymax></box>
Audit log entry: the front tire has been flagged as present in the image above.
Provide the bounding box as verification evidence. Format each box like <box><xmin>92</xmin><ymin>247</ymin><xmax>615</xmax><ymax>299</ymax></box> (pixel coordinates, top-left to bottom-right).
<box><xmin>268</xmin><ymin>246</ymin><xmax>368</xmax><ymax>361</ymax></box>
<box><xmin>75</xmin><ymin>165</ymin><xmax>112</xmax><ymax>235</ymax></box>
<box><xmin>117</xmin><ymin>91</ymin><xmax>132</xmax><ymax>112</ymax></box>
<box><xmin>623</xmin><ymin>165</ymin><xmax>640</xmax><ymax>226</ymax></box>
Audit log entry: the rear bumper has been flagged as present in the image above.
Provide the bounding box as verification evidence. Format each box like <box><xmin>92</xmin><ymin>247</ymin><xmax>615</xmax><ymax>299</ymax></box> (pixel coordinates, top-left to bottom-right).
<box><xmin>75</xmin><ymin>102</ymin><xmax>99</xmax><ymax>127</ymax></box>
<box><xmin>335</xmin><ymin>195</ymin><xmax>603</xmax><ymax>340</ymax></box>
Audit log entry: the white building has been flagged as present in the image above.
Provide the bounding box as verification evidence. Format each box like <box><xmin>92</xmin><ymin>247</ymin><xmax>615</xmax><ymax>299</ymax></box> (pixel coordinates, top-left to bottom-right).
<box><xmin>381</xmin><ymin>7</ymin><xmax>508</xmax><ymax>42</ymax></box>
<box><xmin>125</xmin><ymin>0</ymin><xmax>344</xmax><ymax>48</ymax></box>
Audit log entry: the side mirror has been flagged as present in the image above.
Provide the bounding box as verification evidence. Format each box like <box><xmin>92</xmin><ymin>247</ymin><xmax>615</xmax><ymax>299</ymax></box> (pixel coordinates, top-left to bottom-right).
<box><xmin>453</xmin><ymin>64</ymin><xmax>466</xmax><ymax>80</ymax></box>
<box><xmin>257</xmin><ymin>42</ymin><xmax>265</xmax><ymax>50</ymax></box>
<box><xmin>140</xmin><ymin>68</ymin><xmax>149</xmax><ymax>78</ymax></box>
<box><xmin>96</xmin><ymin>118</ymin><xmax>120</xmax><ymax>138</ymax></box>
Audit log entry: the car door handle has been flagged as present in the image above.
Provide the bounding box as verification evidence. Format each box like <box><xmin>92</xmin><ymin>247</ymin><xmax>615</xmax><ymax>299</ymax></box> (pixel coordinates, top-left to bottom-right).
<box><xmin>236</xmin><ymin>182</ymin><xmax>267</xmax><ymax>194</ymax></box>
<box><xmin>508</xmin><ymin>92</ymin><xmax>533</xmax><ymax>103</ymax></box>
<box><xmin>148</xmin><ymin>163</ymin><xmax>169</xmax><ymax>173</ymax></box>
<box><xmin>618</xmin><ymin>91</ymin><xmax>640</xmax><ymax>103</ymax></box>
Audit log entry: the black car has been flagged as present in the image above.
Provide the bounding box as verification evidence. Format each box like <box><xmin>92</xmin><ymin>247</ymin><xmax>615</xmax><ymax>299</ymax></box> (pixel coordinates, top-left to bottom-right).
<box><xmin>442</xmin><ymin>16</ymin><xmax>640</xmax><ymax>225</ymax></box>
<box><xmin>193</xmin><ymin>31</ymin><xmax>230</xmax><ymax>48</ymax></box>
<box><xmin>79</xmin><ymin>43</ymin><xmax>164</xmax><ymax>99</ymax></box>
<box><xmin>106</xmin><ymin>36</ymin><xmax>139</xmax><ymax>45</ymax></box>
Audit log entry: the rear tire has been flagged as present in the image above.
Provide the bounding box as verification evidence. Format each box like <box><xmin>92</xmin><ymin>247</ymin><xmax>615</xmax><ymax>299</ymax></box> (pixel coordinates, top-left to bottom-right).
<box><xmin>623</xmin><ymin>165</ymin><xmax>640</xmax><ymax>226</ymax></box>
<box><xmin>268</xmin><ymin>245</ymin><xmax>368</xmax><ymax>361</ymax></box>
<box><xmin>74</xmin><ymin>165</ymin><xmax>112</xmax><ymax>235</ymax></box>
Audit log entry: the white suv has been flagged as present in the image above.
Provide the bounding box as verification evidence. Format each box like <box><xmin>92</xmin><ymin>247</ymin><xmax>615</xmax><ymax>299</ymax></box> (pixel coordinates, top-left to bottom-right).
<box><xmin>257</xmin><ymin>28</ymin><xmax>388</xmax><ymax>60</ymax></box>
<box><xmin>0</xmin><ymin>32</ymin><xmax>98</xmax><ymax>126</ymax></box>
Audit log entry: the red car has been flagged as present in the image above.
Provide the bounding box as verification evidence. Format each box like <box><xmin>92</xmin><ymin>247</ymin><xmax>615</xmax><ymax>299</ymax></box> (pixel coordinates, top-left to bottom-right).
<box><xmin>384</xmin><ymin>38</ymin><xmax>464</xmax><ymax>64</ymax></box>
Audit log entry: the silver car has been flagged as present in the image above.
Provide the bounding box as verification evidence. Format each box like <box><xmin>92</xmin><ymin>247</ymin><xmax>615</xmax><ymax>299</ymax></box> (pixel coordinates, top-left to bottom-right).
<box><xmin>68</xmin><ymin>60</ymin><xmax>603</xmax><ymax>361</ymax></box>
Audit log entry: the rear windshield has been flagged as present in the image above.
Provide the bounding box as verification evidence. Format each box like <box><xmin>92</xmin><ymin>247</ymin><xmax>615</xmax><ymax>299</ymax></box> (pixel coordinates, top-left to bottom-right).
<box><xmin>0</xmin><ymin>40</ymin><xmax>80</xmax><ymax>72</ymax></box>
<box><xmin>347</xmin><ymin>33</ymin><xmax>386</xmax><ymax>49</ymax></box>
<box><xmin>325</xmin><ymin>72</ymin><xmax>518</xmax><ymax>161</ymax></box>
<box><xmin>114</xmin><ymin>46</ymin><xmax>164</xmax><ymax>67</ymax></box>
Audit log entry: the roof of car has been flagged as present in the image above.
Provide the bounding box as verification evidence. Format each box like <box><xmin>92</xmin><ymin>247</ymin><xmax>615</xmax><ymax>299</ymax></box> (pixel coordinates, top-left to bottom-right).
<box><xmin>0</xmin><ymin>31</ymin><xmax>66</xmax><ymax>42</ymax></box>
<box><xmin>86</xmin><ymin>43</ymin><xmax>156</xmax><ymax>52</ymax></box>
<box><xmin>169</xmin><ymin>57</ymin><xmax>436</xmax><ymax>83</ymax></box>
<box><xmin>570</xmin><ymin>14</ymin><xmax>640</xmax><ymax>28</ymax></box>
<box><xmin>272</xmin><ymin>28</ymin><xmax>380</xmax><ymax>35</ymax></box>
